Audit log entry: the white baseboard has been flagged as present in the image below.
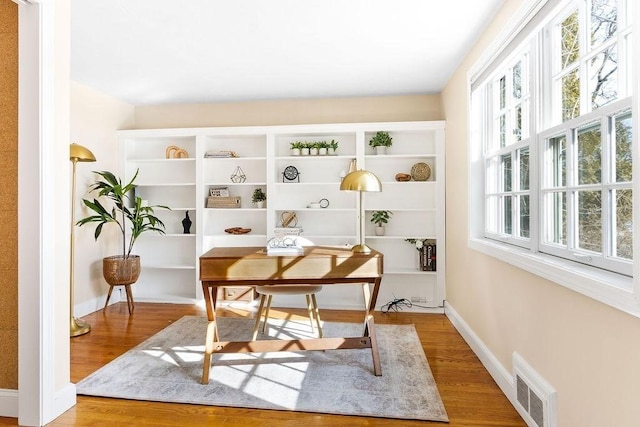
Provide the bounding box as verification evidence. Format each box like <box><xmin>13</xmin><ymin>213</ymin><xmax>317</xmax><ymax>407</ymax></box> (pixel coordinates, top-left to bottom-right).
<box><xmin>444</xmin><ymin>302</ymin><xmax>516</xmax><ymax>404</ymax></box>
<box><xmin>50</xmin><ymin>383</ymin><xmax>76</xmax><ymax>424</ymax></box>
<box><xmin>0</xmin><ymin>385</ymin><xmax>76</xmax><ymax>423</ymax></box>
<box><xmin>75</xmin><ymin>292</ymin><xmax>119</xmax><ymax>318</ymax></box>
<box><xmin>0</xmin><ymin>389</ymin><xmax>18</xmax><ymax>418</ymax></box>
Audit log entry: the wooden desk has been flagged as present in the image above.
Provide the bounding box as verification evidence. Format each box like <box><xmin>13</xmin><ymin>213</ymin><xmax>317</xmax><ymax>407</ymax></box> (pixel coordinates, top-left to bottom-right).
<box><xmin>199</xmin><ymin>246</ymin><xmax>384</xmax><ymax>384</ymax></box>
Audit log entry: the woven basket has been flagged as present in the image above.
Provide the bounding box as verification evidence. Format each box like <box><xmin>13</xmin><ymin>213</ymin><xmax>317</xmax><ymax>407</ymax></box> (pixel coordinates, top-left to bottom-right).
<box><xmin>102</xmin><ymin>255</ymin><xmax>140</xmax><ymax>286</ymax></box>
<box><xmin>410</xmin><ymin>162</ymin><xmax>431</xmax><ymax>181</ymax></box>
<box><xmin>206</xmin><ymin>196</ymin><xmax>241</xmax><ymax>208</ymax></box>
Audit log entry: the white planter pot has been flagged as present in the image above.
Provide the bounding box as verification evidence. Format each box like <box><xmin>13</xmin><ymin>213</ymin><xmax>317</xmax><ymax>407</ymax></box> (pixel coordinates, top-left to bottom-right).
<box><xmin>327</xmin><ymin>147</ymin><xmax>336</xmax><ymax>155</ymax></box>
<box><xmin>319</xmin><ymin>148</ymin><xmax>328</xmax><ymax>156</ymax></box>
<box><xmin>310</xmin><ymin>148</ymin><xmax>319</xmax><ymax>156</ymax></box>
<box><xmin>375</xmin><ymin>226</ymin><xmax>385</xmax><ymax>236</ymax></box>
<box><xmin>290</xmin><ymin>148</ymin><xmax>301</xmax><ymax>156</ymax></box>
<box><xmin>301</xmin><ymin>148</ymin><xmax>310</xmax><ymax>156</ymax></box>
<box><xmin>375</xmin><ymin>146</ymin><xmax>387</xmax><ymax>155</ymax></box>
<box><xmin>255</xmin><ymin>201</ymin><xmax>265</xmax><ymax>209</ymax></box>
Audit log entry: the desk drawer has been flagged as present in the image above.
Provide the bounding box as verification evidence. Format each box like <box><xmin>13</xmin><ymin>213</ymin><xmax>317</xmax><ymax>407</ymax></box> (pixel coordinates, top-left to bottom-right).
<box><xmin>217</xmin><ymin>286</ymin><xmax>257</xmax><ymax>302</ymax></box>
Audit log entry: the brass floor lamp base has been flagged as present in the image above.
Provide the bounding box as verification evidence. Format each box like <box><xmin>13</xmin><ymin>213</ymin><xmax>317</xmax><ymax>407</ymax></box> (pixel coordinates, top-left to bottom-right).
<box><xmin>71</xmin><ymin>316</ymin><xmax>91</xmax><ymax>337</ymax></box>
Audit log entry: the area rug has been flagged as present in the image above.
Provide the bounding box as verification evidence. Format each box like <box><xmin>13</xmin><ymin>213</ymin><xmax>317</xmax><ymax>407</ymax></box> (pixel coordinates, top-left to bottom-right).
<box><xmin>76</xmin><ymin>316</ymin><xmax>448</xmax><ymax>422</ymax></box>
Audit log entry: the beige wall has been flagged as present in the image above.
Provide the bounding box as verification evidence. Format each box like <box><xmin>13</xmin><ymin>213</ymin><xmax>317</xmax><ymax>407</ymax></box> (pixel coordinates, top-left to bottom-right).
<box><xmin>133</xmin><ymin>94</ymin><xmax>442</xmax><ymax>129</ymax></box>
<box><xmin>0</xmin><ymin>0</ymin><xmax>17</xmax><ymax>391</ymax></box>
<box><xmin>442</xmin><ymin>1</ymin><xmax>640</xmax><ymax>426</ymax></box>
<box><xmin>70</xmin><ymin>81</ymin><xmax>135</xmax><ymax>312</ymax></box>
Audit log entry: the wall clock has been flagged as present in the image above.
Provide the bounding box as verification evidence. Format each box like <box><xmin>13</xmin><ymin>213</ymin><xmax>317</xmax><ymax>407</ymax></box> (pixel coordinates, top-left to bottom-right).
<box><xmin>282</xmin><ymin>165</ymin><xmax>300</xmax><ymax>182</ymax></box>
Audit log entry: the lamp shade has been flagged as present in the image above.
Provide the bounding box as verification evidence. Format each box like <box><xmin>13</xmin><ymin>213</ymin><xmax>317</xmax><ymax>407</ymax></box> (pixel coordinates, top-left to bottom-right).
<box><xmin>70</xmin><ymin>143</ymin><xmax>96</xmax><ymax>162</ymax></box>
<box><xmin>339</xmin><ymin>170</ymin><xmax>381</xmax><ymax>192</ymax></box>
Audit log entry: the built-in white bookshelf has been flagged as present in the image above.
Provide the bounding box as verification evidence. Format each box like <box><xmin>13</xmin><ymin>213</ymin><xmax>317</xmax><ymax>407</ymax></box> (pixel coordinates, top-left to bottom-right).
<box><xmin>118</xmin><ymin>121</ymin><xmax>445</xmax><ymax>311</ymax></box>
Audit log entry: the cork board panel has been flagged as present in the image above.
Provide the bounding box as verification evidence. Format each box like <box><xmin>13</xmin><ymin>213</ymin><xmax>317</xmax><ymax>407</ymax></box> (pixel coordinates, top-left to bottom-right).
<box><xmin>0</xmin><ymin>210</ymin><xmax>17</xmax><ymax>270</ymax></box>
<box><xmin>0</xmin><ymin>2</ymin><xmax>18</xmax><ymax>34</ymax></box>
<box><xmin>0</xmin><ymin>268</ymin><xmax>17</xmax><ymax>329</ymax></box>
<box><xmin>0</xmin><ymin>0</ymin><xmax>18</xmax><ymax>392</ymax></box>
<box><xmin>0</xmin><ymin>329</ymin><xmax>17</xmax><ymax>388</ymax></box>
<box><xmin>0</xmin><ymin>34</ymin><xmax>18</xmax><ymax>110</ymax></box>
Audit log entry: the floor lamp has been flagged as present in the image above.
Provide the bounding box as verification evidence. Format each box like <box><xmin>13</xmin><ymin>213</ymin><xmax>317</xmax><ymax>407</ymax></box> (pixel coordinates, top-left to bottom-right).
<box><xmin>70</xmin><ymin>143</ymin><xmax>96</xmax><ymax>337</ymax></box>
<box><xmin>340</xmin><ymin>169</ymin><xmax>382</xmax><ymax>253</ymax></box>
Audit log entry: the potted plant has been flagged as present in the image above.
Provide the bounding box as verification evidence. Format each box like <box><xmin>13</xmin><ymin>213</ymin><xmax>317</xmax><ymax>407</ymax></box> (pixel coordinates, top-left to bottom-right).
<box><xmin>318</xmin><ymin>141</ymin><xmax>328</xmax><ymax>156</ymax></box>
<box><xmin>369</xmin><ymin>131</ymin><xmax>393</xmax><ymax>155</ymax></box>
<box><xmin>309</xmin><ymin>142</ymin><xmax>320</xmax><ymax>156</ymax></box>
<box><xmin>328</xmin><ymin>139</ymin><xmax>339</xmax><ymax>155</ymax></box>
<box><xmin>301</xmin><ymin>142</ymin><xmax>311</xmax><ymax>156</ymax></box>
<box><xmin>290</xmin><ymin>141</ymin><xmax>303</xmax><ymax>156</ymax></box>
<box><xmin>252</xmin><ymin>187</ymin><xmax>267</xmax><ymax>208</ymax></box>
<box><xmin>76</xmin><ymin>170</ymin><xmax>169</xmax><ymax>289</ymax></box>
<box><xmin>371</xmin><ymin>210</ymin><xmax>392</xmax><ymax>236</ymax></box>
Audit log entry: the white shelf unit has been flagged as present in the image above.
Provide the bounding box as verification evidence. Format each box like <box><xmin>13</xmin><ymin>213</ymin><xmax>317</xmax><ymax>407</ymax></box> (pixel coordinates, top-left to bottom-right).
<box><xmin>118</xmin><ymin>121</ymin><xmax>445</xmax><ymax>310</ymax></box>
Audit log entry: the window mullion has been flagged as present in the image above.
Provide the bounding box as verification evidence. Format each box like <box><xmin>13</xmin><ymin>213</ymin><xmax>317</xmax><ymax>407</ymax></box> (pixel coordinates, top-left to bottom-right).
<box><xmin>566</xmin><ymin>128</ymin><xmax>576</xmax><ymax>250</ymax></box>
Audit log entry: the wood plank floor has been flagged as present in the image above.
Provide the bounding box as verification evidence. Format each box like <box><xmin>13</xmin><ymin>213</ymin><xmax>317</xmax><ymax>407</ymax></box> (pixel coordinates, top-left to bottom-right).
<box><xmin>4</xmin><ymin>302</ymin><xmax>525</xmax><ymax>426</ymax></box>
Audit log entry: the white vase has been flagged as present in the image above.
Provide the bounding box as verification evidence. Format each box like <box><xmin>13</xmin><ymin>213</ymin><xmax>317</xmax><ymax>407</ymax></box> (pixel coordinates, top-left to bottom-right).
<box><xmin>375</xmin><ymin>146</ymin><xmax>387</xmax><ymax>155</ymax></box>
<box><xmin>255</xmin><ymin>201</ymin><xmax>265</xmax><ymax>209</ymax></box>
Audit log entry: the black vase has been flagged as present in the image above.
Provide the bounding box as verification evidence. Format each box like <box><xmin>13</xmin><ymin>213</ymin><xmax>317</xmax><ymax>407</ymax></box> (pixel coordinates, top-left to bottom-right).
<box><xmin>182</xmin><ymin>211</ymin><xmax>192</xmax><ymax>234</ymax></box>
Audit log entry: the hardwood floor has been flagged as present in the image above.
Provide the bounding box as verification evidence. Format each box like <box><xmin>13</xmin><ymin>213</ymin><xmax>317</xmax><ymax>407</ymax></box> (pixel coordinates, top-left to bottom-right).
<box><xmin>6</xmin><ymin>302</ymin><xmax>525</xmax><ymax>426</ymax></box>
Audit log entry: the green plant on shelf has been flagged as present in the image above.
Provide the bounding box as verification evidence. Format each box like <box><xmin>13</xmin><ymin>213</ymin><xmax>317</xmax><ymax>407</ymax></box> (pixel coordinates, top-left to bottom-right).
<box><xmin>369</xmin><ymin>131</ymin><xmax>393</xmax><ymax>148</ymax></box>
<box><xmin>252</xmin><ymin>187</ymin><xmax>267</xmax><ymax>203</ymax></box>
<box><xmin>371</xmin><ymin>210</ymin><xmax>393</xmax><ymax>227</ymax></box>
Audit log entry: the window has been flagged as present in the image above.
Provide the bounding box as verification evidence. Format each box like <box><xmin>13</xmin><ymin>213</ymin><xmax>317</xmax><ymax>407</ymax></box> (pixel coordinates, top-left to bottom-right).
<box><xmin>469</xmin><ymin>0</ymin><xmax>637</xmax><ymax>314</ymax></box>
<box><xmin>484</xmin><ymin>51</ymin><xmax>532</xmax><ymax>247</ymax></box>
<box><xmin>540</xmin><ymin>109</ymin><xmax>633</xmax><ymax>275</ymax></box>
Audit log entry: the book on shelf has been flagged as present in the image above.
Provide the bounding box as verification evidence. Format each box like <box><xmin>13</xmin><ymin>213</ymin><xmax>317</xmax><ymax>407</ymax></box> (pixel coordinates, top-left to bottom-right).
<box><xmin>420</xmin><ymin>240</ymin><xmax>436</xmax><ymax>271</ymax></box>
<box><xmin>204</xmin><ymin>150</ymin><xmax>238</xmax><ymax>158</ymax></box>
<box><xmin>274</xmin><ymin>227</ymin><xmax>303</xmax><ymax>236</ymax></box>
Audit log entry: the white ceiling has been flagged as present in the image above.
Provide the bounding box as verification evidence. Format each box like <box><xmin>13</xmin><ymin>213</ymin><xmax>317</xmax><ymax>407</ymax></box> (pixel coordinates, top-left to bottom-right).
<box><xmin>71</xmin><ymin>0</ymin><xmax>504</xmax><ymax>106</ymax></box>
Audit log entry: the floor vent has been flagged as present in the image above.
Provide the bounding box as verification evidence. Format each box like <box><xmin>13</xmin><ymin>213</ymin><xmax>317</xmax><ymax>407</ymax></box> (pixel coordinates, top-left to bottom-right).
<box><xmin>513</xmin><ymin>352</ymin><xmax>557</xmax><ymax>427</ymax></box>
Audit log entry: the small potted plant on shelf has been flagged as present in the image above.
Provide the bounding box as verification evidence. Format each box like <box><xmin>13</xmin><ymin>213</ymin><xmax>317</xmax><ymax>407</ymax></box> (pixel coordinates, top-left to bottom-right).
<box><xmin>76</xmin><ymin>170</ymin><xmax>169</xmax><ymax>290</ymax></box>
<box><xmin>252</xmin><ymin>187</ymin><xmax>267</xmax><ymax>208</ymax></box>
<box><xmin>369</xmin><ymin>131</ymin><xmax>393</xmax><ymax>155</ymax></box>
<box><xmin>301</xmin><ymin>142</ymin><xmax>311</xmax><ymax>156</ymax></box>
<box><xmin>309</xmin><ymin>142</ymin><xmax>320</xmax><ymax>156</ymax></box>
<box><xmin>318</xmin><ymin>141</ymin><xmax>328</xmax><ymax>156</ymax></box>
<box><xmin>290</xmin><ymin>142</ymin><xmax>303</xmax><ymax>156</ymax></box>
<box><xmin>371</xmin><ymin>210</ymin><xmax>393</xmax><ymax>236</ymax></box>
<box><xmin>328</xmin><ymin>139</ymin><xmax>339</xmax><ymax>155</ymax></box>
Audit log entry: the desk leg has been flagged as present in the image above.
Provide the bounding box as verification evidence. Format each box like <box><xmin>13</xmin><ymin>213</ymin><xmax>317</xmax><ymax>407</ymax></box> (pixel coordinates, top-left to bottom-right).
<box><xmin>201</xmin><ymin>283</ymin><xmax>219</xmax><ymax>385</ymax></box>
<box><xmin>361</xmin><ymin>280</ymin><xmax>382</xmax><ymax>376</ymax></box>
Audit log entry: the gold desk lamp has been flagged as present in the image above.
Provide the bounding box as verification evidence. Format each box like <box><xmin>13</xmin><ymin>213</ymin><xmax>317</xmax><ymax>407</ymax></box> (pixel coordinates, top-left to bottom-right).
<box><xmin>340</xmin><ymin>169</ymin><xmax>382</xmax><ymax>253</ymax></box>
<box><xmin>70</xmin><ymin>143</ymin><xmax>96</xmax><ymax>337</ymax></box>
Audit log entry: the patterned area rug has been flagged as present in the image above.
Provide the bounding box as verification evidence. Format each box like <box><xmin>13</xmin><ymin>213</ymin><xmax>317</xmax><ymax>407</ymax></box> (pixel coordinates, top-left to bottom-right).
<box><xmin>76</xmin><ymin>316</ymin><xmax>448</xmax><ymax>422</ymax></box>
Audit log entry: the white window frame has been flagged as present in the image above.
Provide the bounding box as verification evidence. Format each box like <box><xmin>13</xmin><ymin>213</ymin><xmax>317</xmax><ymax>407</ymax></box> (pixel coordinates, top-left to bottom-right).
<box><xmin>538</xmin><ymin>100</ymin><xmax>633</xmax><ymax>274</ymax></box>
<box><xmin>483</xmin><ymin>47</ymin><xmax>534</xmax><ymax>249</ymax></box>
<box><xmin>468</xmin><ymin>0</ymin><xmax>640</xmax><ymax>318</ymax></box>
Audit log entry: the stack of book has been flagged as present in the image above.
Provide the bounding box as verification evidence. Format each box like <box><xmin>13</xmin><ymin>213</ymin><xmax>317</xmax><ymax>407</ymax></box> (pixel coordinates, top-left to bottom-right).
<box><xmin>274</xmin><ymin>227</ymin><xmax>303</xmax><ymax>236</ymax></box>
<box><xmin>204</xmin><ymin>150</ymin><xmax>238</xmax><ymax>158</ymax></box>
<box><xmin>266</xmin><ymin>236</ymin><xmax>304</xmax><ymax>255</ymax></box>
